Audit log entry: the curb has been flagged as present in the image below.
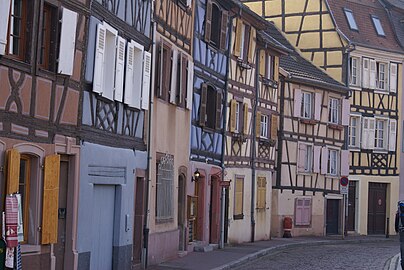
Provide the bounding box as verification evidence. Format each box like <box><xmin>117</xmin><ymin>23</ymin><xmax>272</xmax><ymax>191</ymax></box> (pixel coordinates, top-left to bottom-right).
<box><xmin>212</xmin><ymin>237</ymin><xmax>395</xmax><ymax>270</ymax></box>
<box><xmin>386</xmin><ymin>253</ymin><xmax>400</xmax><ymax>270</ymax></box>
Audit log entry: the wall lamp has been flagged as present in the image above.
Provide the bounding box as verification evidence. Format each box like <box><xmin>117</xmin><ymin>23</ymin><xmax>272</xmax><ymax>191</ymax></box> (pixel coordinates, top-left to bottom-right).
<box><xmin>191</xmin><ymin>169</ymin><xmax>200</xmax><ymax>182</ymax></box>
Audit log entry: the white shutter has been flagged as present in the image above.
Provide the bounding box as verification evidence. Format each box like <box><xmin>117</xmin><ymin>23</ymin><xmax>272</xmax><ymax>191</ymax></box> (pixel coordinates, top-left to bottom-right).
<box><xmin>170</xmin><ymin>50</ymin><xmax>178</xmax><ymax>104</ymax></box>
<box><xmin>389</xmin><ymin>119</ymin><xmax>397</xmax><ymax>151</ymax></box>
<box><xmin>369</xmin><ymin>59</ymin><xmax>376</xmax><ymax>89</ymax></box>
<box><xmin>314</xmin><ymin>93</ymin><xmax>322</xmax><ymax>121</ymax></box>
<box><xmin>114</xmin><ymin>36</ymin><xmax>126</xmax><ymax>102</ymax></box>
<box><xmin>93</xmin><ymin>23</ymin><xmax>106</xmax><ymax>95</ymax></box>
<box><xmin>390</xmin><ymin>63</ymin><xmax>397</xmax><ymax>93</ymax></box>
<box><xmin>141</xmin><ymin>51</ymin><xmax>152</xmax><ymax>110</ymax></box>
<box><xmin>362</xmin><ymin>58</ymin><xmax>369</xmax><ymax>88</ymax></box>
<box><xmin>293</xmin><ymin>89</ymin><xmax>302</xmax><ymax>117</ymax></box>
<box><xmin>313</xmin><ymin>146</ymin><xmax>321</xmax><ymax>173</ymax></box>
<box><xmin>321</xmin><ymin>147</ymin><xmax>328</xmax><ymax>175</ymax></box>
<box><xmin>124</xmin><ymin>41</ymin><xmax>135</xmax><ymax>107</ymax></box>
<box><xmin>368</xmin><ymin>118</ymin><xmax>375</xmax><ymax>150</ymax></box>
<box><xmin>362</xmin><ymin>118</ymin><xmax>369</xmax><ymax>149</ymax></box>
<box><xmin>340</xmin><ymin>150</ymin><xmax>349</xmax><ymax>176</ymax></box>
<box><xmin>58</xmin><ymin>8</ymin><xmax>78</xmax><ymax>75</ymax></box>
<box><xmin>0</xmin><ymin>0</ymin><xmax>11</xmax><ymax>55</ymax></box>
<box><xmin>186</xmin><ymin>59</ymin><xmax>194</xmax><ymax>110</ymax></box>
<box><xmin>341</xmin><ymin>99</ymin><xmax>350</xmax><ymax>126</ymax></box>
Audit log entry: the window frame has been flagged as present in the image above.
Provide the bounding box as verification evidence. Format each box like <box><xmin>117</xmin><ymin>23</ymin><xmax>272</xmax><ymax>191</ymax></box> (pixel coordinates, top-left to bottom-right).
<box><xmin>260</xmin><ymin>114</ymin><xmax>269</xmax><ymax>139</ymax></box>
<box><xmin>328</xmin><ymin>98</ymin><xmax>340</xmax><ymax>124</ymax></box>
<box><xmin>327</xmin><ymin>148</ymin><xmax>339</xmax><ymax>176</ymax></box>
<box><xmin>155</xmin><ymin>153</ymin><xmax>175</xmax><ymax>222</ymax></box>
<box><xmin>294</xmin><ymin>197</ymin><xmax>312</xmax><ymax>226</ymax></box>
<box><xmin>301</xmin><ymin>91</ymin><xmax>313</xmax><ymax>119</ymax></box>
<box><xmin>19</xmin><ymin>155</ymin><xmax>31</xmax><ymax>244</ymax></box>
<box><xmin>375</xmin><ymin>118</ymin><xmax>387</xmax><ymax>150</ymax></box>
<box><xmin>210</xmin><ymin>2</ymin><xmax>221</xmax><ymax>48</ymax></box>
<box><xmin>235</xmin><ymin>101</ymin><xmax>240</xmax><ymax>133</ymax></box>
<box><xmin>377</xmin><ymin>62</ymin><xmax>388</xmax><ymax>91</ymax></box>
<box><xmin>350</xmin><ymin>57</ymin><xmax>360</xmax><ymax>86</ymax></box>
<box><xmin>6</xmin><ymin>0</ymin><xmax>29</xmax><ymax>61</ymax></box>
<box><xmin>38</xmin><ymin>3</ymin><xmax>58</xmax><ymax>71</ymax></box>
<box><xmin>233</xmin><ymin>176</ymin><xmax>244</xmax><ymax>220</ymax></box>
<box><xmin>349</xmin><ymin>115</ymin><xmax>361</xmax><ymax>148</ymax></box>
<box><xmin>344</xmin><ymin>8</ymin><xmax>359</xmax><ymax>31</ymax></box>
<box><xmin>266</xmin><ymin>53</ymin><xmax>274</xmax><ymax>80</ymax></box>
<box><xmin>371</xmin><ymin>15</ymin><xmax>385</xmax><ymax>37</ymax></box>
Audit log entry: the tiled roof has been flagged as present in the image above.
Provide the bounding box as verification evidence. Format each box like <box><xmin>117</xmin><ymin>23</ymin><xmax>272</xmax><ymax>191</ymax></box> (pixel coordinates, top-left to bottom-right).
<box><xmin>380</xmin><ymin>0</ymin><xmax>404</xmax><ymax>49</ymax></box>
<box><xmin>264</xmin><ymin>22</ymin><xmax>349</xmax><ymax>93</ymax></box>
<box><xmin>327</xmin><ymin>0</ymin><xmax>403</xmax><ymax>52</ymax></box>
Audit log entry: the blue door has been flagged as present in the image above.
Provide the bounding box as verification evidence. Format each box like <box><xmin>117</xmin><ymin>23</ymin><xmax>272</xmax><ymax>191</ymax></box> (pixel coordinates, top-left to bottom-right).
<box><xmin>90</xmin><ymin>185</ymin><xmax>115</xmax><ymax>270</ymax></box>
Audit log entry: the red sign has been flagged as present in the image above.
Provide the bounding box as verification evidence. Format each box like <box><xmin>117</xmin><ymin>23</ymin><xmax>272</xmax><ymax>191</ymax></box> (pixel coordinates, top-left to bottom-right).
<box><xmin>340</xmin><ymin>176</ymin><xmax>349</xmax><ymax>186</ymax></box>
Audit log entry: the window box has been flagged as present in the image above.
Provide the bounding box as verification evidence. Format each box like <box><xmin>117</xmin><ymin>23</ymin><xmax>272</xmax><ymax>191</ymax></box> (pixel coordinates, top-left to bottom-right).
<box><xmin>237</xmin><ymin>58</ymin><xmax>252</xmax><ymax>70</ymax></box>
<box><xmin>328</xmin><ymin>123</ymin><xmax>344</xmax><ymax>131</ymax></box>
<box><xmin>233</xmin><ymin>214</ymin><xmax>244</xmax><ymax>220</ymax></box>
<box><xmin>262</xmin><ymin>77</ymin><xmax>278</xmax><ymax>89</ymax></box>
<box><xmin>232</xmin><ymin>132</ymin><xmax>247</xmax><ymax>143</ymax></box>
<box><xmin>259</xmin><ymin>138</ymin><xmax>276</xmax><ymax>147</ymax></box>
<box><xmin>300</xmin><ymin>119</ymin><xmax>318</xmax><ymax>125</ymax></box>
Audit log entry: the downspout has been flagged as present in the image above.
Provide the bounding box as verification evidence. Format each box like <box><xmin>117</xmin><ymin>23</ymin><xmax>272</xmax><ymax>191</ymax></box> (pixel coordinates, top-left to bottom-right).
<box><xmin>220</xmin><ymin>11</ymin><xmax>236</xmax><ymax>250</ymax></box>
<box><xmin>142</xmin><ymin>1</ymin><xmax>156</xmax><ymax>268</ymax></box>
<box><xmin>251</xmin><ymin>47</ymin><xmax>260</xmax><ymax>243</ymax></box>
<box><xmin>276</xmin><ymin>75</ymin><xmax>286</xmax><ymax>187</ymax></box>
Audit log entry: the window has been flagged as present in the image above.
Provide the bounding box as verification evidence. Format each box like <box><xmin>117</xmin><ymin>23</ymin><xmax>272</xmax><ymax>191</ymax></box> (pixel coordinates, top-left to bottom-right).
<box><xmin>256</xmin><ymin>177</ymin><xmax>266</xmax><ymax>209</ymax></box>
<box><xmin>350</xmin><ymin>57</ymin><xmax>359</xmax><ymax>86</ymax></box>
<box><xmin>6</xmin><ymin>0</ymin><xmax>30</xmax><ymax>61</ymax></box>
<box><xmin>328</xmin><ymin>149</ymin><xmax>339</xmax><ymax>176</ymax></box>
<box><xmin>301</xmin><ymin>92</ymin><xmax>313</xmax><ymax>119</ymax></box>
<box><xmin>349</xmin><ymin>116</ymin><xmax>360</xmax><ymax>147</ymax></box>
<box><xmin>38</xmin><ymin>4</ymin><xmax>58</xmax><ymax>70</ymax></box>
<box><xmin>235</xmin><ymin>102</ymin><xmax>240</xmax><ymax>133</ymax></box>
<box><xmin>377</xmin><ymin>62</ymin><xmax>388</xmax><ymax>90</ymax></box>
<box><xmin>155</xmin><ymin>41</ymin><xmax>172</xmax><ymax>102</ymax></box>
<box><xmin>204</xmin><ymin>0</ymin><xmax>228</xmax><ymax>50</ymax></box>
<box><xmin>156</xmin><ymin>154</ymin><xmax>174</xmax><ymax>221</ymax></box>
<box><xmin>260</xmin><ymin>114</ymin><xmax>268</xmax><ymax>139</ymax></box>
<box><xmin>344</xmin><ymin>9</ymin><xmax>358</xmax><ymax>31</ymax></box>
<box><xmin>295</xmin><ymin>198</ymin><xmax>311</xmax><ymax>226</ymax></box>
<box><xmin>19</xmin><ymin>155</ymin><xmax>30</xmax><ymax>243</ymax></box>
<box><xmin>328</xmin><ymin>98</ymin><xmax>339</xmax><ymax>124</ymax></box>
<box><xmin>371</xmin><ymin>15</ymin><xmax>385</xmax><ymax>36</ymax></box>
<box><xmin>199</xmin><ymin>84</ymin><xmax>222</xmax><ymax>130</ymax></box>
<box><xmin>234</xmin><ymin>176</ymin><xmax>244</xmax><ymax>219</ymax></box>
<box><xmin>239</xmin><ymin>24</ymin><xmax>250</xmax><ymax>62</ymax></box>
<box><xmin>298</xmin><ymin>143</ymin><xmax>313</xmax><ymax>173</ymax></box>
<box><xmin>375</xmin><ymin>119</ymin><xmax>387</xmax><ymax>149</ymax></box>
<box><xmin>266</xmin><ymin>53</ymin><xmax>274</xmax><ymax>80</ymax></box>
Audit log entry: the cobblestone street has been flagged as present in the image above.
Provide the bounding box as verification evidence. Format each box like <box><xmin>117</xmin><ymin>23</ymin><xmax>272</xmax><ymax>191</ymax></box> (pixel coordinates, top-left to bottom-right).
<box><xmin>234</xmin><ymin>241</ymin><xmax>399</xmax><ymax>270</ymax></box>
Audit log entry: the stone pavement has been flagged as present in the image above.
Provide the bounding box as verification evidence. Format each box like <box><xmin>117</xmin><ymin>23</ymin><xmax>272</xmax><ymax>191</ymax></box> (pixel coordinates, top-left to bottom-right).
<box><xmin>147</xmin><ymin>235</ymin><xmax>399</xmax><ymax>270</ymax></box>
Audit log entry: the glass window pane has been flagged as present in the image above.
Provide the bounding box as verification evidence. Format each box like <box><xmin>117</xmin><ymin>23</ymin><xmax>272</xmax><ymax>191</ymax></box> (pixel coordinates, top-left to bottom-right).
<box><xmin>372</xmin><ymin>16</ymin><xmax>385</xmax><ymax>36</ymax></box>
<box><xmin>344</xmin><ymin>9</ymin><xmax>358</xmax><ymax>30</ymax></box>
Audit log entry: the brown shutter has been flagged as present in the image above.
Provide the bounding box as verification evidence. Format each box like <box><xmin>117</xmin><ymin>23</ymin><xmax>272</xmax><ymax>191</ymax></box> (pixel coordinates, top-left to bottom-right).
<box><xmin>42</xmin><ymin>154</ymin><xmax>60</xmax><ymax>244</ymax></box>
<box><xmin>220</xmin><ymin>11</ymin><xmax>228</xmax><ymax>51</ymax></box>
<box><xmin>274</xmin><ymin>55</ymin><xmax>279</xmax><ymax>82</ymax></box>
<box><xmin>234</xmin><ymin>19</ymin><xmax>242</xmax><ymax>57</ymax></box>
<box><xmin>199</xmin><ymin>84</ymin><xmax>208</xmax><ymax>127</ymax></box>
<box><xmin>256</xmin><ymin>111</ymin><xmax>261</xmax><ymax>138</ymax></box>
<box><xmin>243</xmin><ymin>103</ymin><xmax>248</xmax><ymax>135</ymax></box>
<box><xmin>6</xmin><ymin>149</ymin><xmax>20</xmax><ymax>195</ymax></box>
<box><xmin>155</xmin><ymin>42</ymin><xmax>163</xmax><ymax>98</ymax></box>
<box><xmin>215</xmin><ymin>91</ymin><xmax>222</xmax><ymax>130</ymax></box>
<box><xmin>181</xmin><ymin>54</ymin><xmax>188</xmax><ymax>106</ymax></box>
<box><xmin>205</xmin><ymin>0</ymin><xmax>212</xmax><ymax>42</ymax></box>
<box><xmin>248</xmin><ymin>28</ymin><xmax>256</xmax><ymax>64</ymax></box>
<box><xmin>229</xmin><ymin>99</ymin><xmax>237</xmax><ymax>133</ymax></box>
<box><xmin>162</xmin><ymin>45</ymin><xmax>173</xmax><ymax>101</ymax></box>
<box><xmin>270</xmin><ymin>114</ymin><xmax>278</xmax><ymax>140</ymax></box>
<box><xmin>259</xmin><ymin>51</ymin><xmax>265</xmax><ymax>76</ymax></box>
<box><xmin>243</xmin><ymin>25</ymin><xmax>251</xmax><ymax>61</ymax></box>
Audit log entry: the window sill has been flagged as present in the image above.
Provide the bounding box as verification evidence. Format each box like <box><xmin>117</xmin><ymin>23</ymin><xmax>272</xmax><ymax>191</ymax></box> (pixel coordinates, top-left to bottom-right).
<box><xmin>156</xmin><ymin>217</ymin><xmax>174</xmax><ymax>224</ymax></box>
<box><xmin>21</xmin><ymin>244</ymin><xmax>41</xmax><ymax>254</ymax></box>
<box><xmin>299</xmin><ymin>119</ymin><xmax>318</xmax><ymax>125</ymax></box>
<box><xmin>373</xmin><ymin>149</ymin><xmax>388</xmax><ymax>154</ymax></box>
<box><xmin>233</xmin><ymin>214</ymin><xmax>244</xmax><ymax>220</ymax></box>
<box><xmin>237</xmin><ymin>58</ymin><xmax>252</xmax><ymax>70</ymax></box>
<box><xmin>349</xmin><ymin>147</ymin><xmax>361</xmax><ymax>151</ymax></box>
<box><xmin>328</xmin><ymin>123</ymin><xmax>344</xmax><ymax>131</ymax></box>
<box><xmin>326</xmin><ymin>174</ymin><xmax>340</xmax><ymax>179</ymax></box>
<box><xmin>297</xmin><ymin>171</ymin><xmax>314</xmax><ymax>176</ymax></box>
<box><xmin>262</xmin><ymin>77</ymin><xmax>278</xmax><ymax>89</ymax></box>
<box><xmin>374</xmin><ymin>89</ymin><xmax>388</xmax><ymax>94</ymax></box>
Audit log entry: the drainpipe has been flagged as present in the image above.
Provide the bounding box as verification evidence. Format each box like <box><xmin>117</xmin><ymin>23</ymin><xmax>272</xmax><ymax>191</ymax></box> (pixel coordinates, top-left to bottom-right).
<box><xmin>142</xmin><ymin>2</ymin><xmax>156</xmax><ymax>268</ymax></box>
<box><xmin>251</xmin><ymin>47</ymin><xmax>260</xmax><ymax>243</ymax></box>
<box><xmin>276</xmin><ymin>76</ymin><xmax>286</xmax><ymax>187</ymax></box>
<box><xmin>219</xmin><ymin>12</ymin><xmax>235</xmax><ymax>250</ymax></box>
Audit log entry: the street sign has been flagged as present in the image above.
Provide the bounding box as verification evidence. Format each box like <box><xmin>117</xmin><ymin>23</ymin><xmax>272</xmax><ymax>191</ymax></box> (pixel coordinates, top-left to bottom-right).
<box><xmin>340</xmin><ymin>177</ymin><xmax>349</xmax><ymax>195</ymax></box>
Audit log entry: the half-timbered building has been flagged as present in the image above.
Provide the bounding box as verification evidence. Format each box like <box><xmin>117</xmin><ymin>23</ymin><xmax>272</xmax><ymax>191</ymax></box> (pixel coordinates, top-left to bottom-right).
<box><xmin>224</xmin><ymin>6</ymin><xmax>288</xmax><ymax>243</ymax></box>
<box><xmin>0</xmin><ymin>0</ymin><xmax>84</xmax><ymax>269</ymax></box>
<box><xmin>81</xmin><ymin>0</ymin><xmax>151</xmax><ymax>269</ymax></box>
<box><xmin>243</xmin><ymin>0</ymin><xmax>403</xmax><ymax>236</ymax></box>
<box><xmin>188</xmin><ymin>0</ymin><xmax>235</xmax><ymax>250</ymax></box>
<box><xmin>148</xmin><ymin>0</ymin><xmax>194</xmax><ymax>264</ymax></box>
<box><xmin>263</xmin><ymin>22</ymin><xmax>351</xmax><ymax>237</ymax></box>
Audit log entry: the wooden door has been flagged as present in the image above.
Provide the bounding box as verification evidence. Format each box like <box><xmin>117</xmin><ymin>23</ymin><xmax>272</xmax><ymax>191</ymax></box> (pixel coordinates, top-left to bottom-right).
<box><xmin>90</xmin><ymin>185</ymin><xmax>115</xmax><ymax>270</ymax></box>
<box><xmin>209</xmin><ymin>176</ymin><xmax>220</xmax><ymax>244</ymax></box>
<box><xmin>347</xmin><ymin>181</ymin><xmax>356</xmax><ymax>231</ymax></box>
<box><xmin>55</xmin><ymin>160</ymin><xmax>68</xmax><ymax>270</ymax></box>
<box><xmin>224</xmin><ymin>187</ymin><xmax>229</xmax><ymax>244</ymax></box>
<box><xmin>368</xmin><ymin>183</ymin><xmax>387</xmax><ymax>234</ymax></box>
<box><xmin>195</xmin><ymin>177</ymin><xmax>205</xmax><ymax>241</ymax></box>
<box><xmin>133</xmin><ymin>177</ymin><xmax>145</xmax><ymax>263</ymax></box>
<box><xmin>326</xmin><ymin>199</ymin><xmax>340</xmax><ymax>235</ymax></box>
<box><xmin>178</xmin><ymin>174</ymin><xmax>186</xmax><ymax>250</ymax></box>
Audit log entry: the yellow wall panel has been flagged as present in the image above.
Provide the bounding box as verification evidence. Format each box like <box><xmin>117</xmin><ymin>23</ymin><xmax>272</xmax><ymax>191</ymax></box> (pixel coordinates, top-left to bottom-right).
<box><xmin>245</xmin><ymin>2</ymin><xmax>263</xmax><ymax>16</ymax></box>
<box><xmin>306</xmin><ymin>0</ymin><xmax>320</xmax><ymax>12</ymax></box>
<box><xmin>266</xmin><ymin>0</ymin><xmax>282</xmax><ymax>15</ymax></box>
<box><xmin>302</xmin><ymin>15</ymin><xmax>320</xmax><ymax>30</ymax></box>
<box><xmin>270</xmin><ymin>17</ymin><xmax>283</xmax><ymax>29</ymax></box>
<box><xmin>301</xmin><ymin>52</ymin><xmax>312</xmax><ymax>62</ymax></box>
<box><xmin>322</xmin><ymin>15</ymin><xmax>335</xmax><ymax>30</ymax></box>
<box><xmin>326</xmin><ymin>51</ymin><xmax>342</xmax><ymax>66</ymax></box>
<box><xmin>298</xmin><ymin>32</ymin><xmax>320</xmax><ymax>48</ymax></box>
<box><xmin>322</xmin><ymin>32</ymin><xmax>343</xmax><ymax>48</ymax></box>
<box><xmin>313</xmin><ymin>52</ymin><xmax>324</xmax><ymax>67</ymax></box>
<box><xmin>285</xmin><ymin>17</ymin><xmax>302</xmax><ymax>32</ymax></box>
<box><xmin>285</xmin><ymin>0</ymin><xmax>306</xmax><ymax>14</ymax></box>
<box><xmin>325</xmin><ymin>68</ymin><xmax>342</xmax><ymax>82</ymax></box>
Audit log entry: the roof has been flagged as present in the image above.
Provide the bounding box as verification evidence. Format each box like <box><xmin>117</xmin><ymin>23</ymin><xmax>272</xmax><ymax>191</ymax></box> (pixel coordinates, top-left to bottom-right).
<box><xmin>257</xmin><ymin>30</ymin><xmax>292</xmax><ymax>54</ymax></box>
<box><xmin>326</xmin><ymin>0</ymin><xmax>403</xmax><ymax>53</ymax></box>
<box><xmin>382</xmin><ymin>0</ymin><xmax>404</xmax><ymax>9</ymax></box>
<box><xmin>380</xmin><ymin>0</ymin><xmax>404</xmax><ymax>49</ymax></box>
<box><xmin>264</xmin><ymin>22</ymin><xmax>349</xmax><ymax>93</ymax></box>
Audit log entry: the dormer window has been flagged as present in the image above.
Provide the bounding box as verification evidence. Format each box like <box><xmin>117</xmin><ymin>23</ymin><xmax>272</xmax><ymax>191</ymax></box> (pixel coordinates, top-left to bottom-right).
<box><xmin>344</xmin><ymin>8</ymin><xmax>358</xmax><ymax>31</ymax></box>
<box><xmin>371</xmin><ymin>15</ymin><xmax>385</xmax><ymax>36</ymax></box>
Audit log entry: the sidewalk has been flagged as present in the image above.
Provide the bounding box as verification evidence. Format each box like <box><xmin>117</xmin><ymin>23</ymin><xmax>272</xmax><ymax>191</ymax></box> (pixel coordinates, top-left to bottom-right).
<box><xmin>147</xmin><ymin>235</ymin><xmax>397</xmax><ymax>270</ymax></box>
